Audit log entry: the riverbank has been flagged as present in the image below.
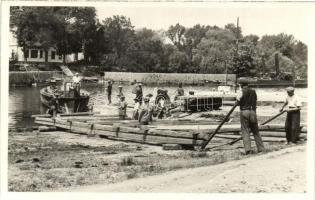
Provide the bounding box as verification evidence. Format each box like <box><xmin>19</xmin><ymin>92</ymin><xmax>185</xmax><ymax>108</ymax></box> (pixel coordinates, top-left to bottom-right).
<box><xmin>9</xmin><ymin>129</ymin><xmax>304</xmax><ymax>192</ymax></box>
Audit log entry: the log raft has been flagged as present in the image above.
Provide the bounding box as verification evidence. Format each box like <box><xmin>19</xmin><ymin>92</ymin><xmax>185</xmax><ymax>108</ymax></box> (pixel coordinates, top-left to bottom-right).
<box><xmin>34</xmin><ymin>113</ymin><xmax>307</xmax><ymax>148</ymax></box>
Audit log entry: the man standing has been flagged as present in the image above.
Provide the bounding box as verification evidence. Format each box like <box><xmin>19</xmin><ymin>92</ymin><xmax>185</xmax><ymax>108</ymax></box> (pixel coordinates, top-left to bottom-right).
<box><xmin>237</xmin><ymin>78</ymin><xmax>265</xmax><ymax>155</ymax></box>
<box><xmin>118</xmin><ymin>95</ymin><xmax>127</xmax><ymax>120</ymax></box>
<box><xmin>132</xmin><ymin>98</ymin><xmax>140</xmax><ymax>120</ymax></box>
<box><xmin>280</xmin><ymin>87</ymin><xmax>302</xmax><ymax>144</ymax></box>
<box><xmin>107</xmin><ymin>80</ymin><xmax>112</xmax><ymax>104</ymax></box>
<box><xmin>174</xmin><ymin>82</ymin><xmax>184</xmax><ymax>100</ymax></box>
<box><xmin>72</xmin><ymin>73</ymin><xmax>82</xmax><ymax>96</ymax></box>
<box><xmin>136</xmin><ymin>83</ymin><xmax>143</xmax><ymax>103</ymax></box>
<box><xmin>138</xmin><ymin>97</ymin><xmax>153</xmax><ymax>125</ymax></box>
<box><xmin>118</xmin><ymin>86</ymin><xmax>124</xmax><ymax>98</ymax></box>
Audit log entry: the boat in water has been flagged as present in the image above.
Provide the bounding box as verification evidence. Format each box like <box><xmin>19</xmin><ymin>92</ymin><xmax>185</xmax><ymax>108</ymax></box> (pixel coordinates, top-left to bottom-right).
<box><xmin>40</xmin><ymin>80</ymin><xmax>90</xmax><ymax>114</ymax></box>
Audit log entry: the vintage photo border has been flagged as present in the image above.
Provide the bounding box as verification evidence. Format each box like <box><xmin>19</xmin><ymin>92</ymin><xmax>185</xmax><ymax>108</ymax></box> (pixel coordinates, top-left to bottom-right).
<box><xmin>1</xmin><ymin>1</ymin><xmax>314</xmax><ymax>200</ymax></box>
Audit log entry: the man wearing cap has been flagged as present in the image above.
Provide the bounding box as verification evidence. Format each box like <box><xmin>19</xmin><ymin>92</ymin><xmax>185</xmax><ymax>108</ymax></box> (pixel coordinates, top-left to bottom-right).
<box><xmin>118</xmin><ymin>95</ymin><xmax>127</xmax><ymax>120</ymax></box>
<box><xmin>237</xmin><ymin>78</ymin><xmax>265</xmax><ymax>155</ymax></box>
<box><xmin>280</xmin><ymin>87</ymin><xmax>302</xmax><ymax>144</ymax></box>
<box><xmin>107</xmin><ymin>80</ymin><xmax>112</xmax><ymax>104</ymax></box>
<box><xmin>138</xmin><ymin>97</ymin><xmax>153</xmax><ymax>125</ymax></box>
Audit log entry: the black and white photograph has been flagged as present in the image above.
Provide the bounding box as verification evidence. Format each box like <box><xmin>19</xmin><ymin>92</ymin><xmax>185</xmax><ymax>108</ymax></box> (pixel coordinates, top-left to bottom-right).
<box><xmin>1</xmin><ymin>1</ymin><xmax>314</xmax><ymax>198</ymax></box>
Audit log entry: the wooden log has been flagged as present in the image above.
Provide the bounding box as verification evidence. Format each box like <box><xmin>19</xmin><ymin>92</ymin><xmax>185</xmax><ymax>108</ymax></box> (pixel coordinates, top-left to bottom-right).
<box><xmin>35</xmin><ymin>117</ymin><xmax>54</xmax><ymax>123</ymax></box>
<box><xmin>148</xmin><ymin>129</ymin><xmax>206</xmax><ymax>140</ymax></box>
<box><xmin>34</xmin><ymin>120</ymin><xmax>54</xmax><ymax>126</ymax></box>
<box><xmin>61</xmin><ymin>125</ymin><xmax>203</xmax><ymax>146</ymax></box>
<box><xmin>69</xmin><ymin>126</ymin><xmax>90</xmax><ymax>135</ymax></box>
<box><xmin>214</xmin><ymin>134</ymin><xmax>286</xmax><ymax>142</ymax></box>
<box><xmin>94</xmin><ymin>129</ymin><xmax>204</xmax><ymax>145</ymax></box>
<box><xmin>163</xmin><ymin>144</ymin><xmax>183</xmax><ymax>150</ymax></box>
<box><xmin>217</xmin><ymin>131</ymin><xmax>307</xmax><ymax>138</ymax></box>
<box><xmin>93</xmin><ymin>124</ymin><xmax>117</xmax><ymax>132</ymax></box>
<box><xmin>118</xmin><ymin>126</ymin><xmax>147</xmax><ymax>134</ymax></box>
<box><xmin>38</xmin><ymin>126</ymin><xmax>57</xmax><ymax>132</ymax></box>
<box><xmin>57</xmin><ymin>112</ymin><xmax>100</xmax><ymax>117</ymax></box>
<box><xmin>31</xmin><ymin>114</ymin><xmax>51</xmax><ymax>118</ymax></box>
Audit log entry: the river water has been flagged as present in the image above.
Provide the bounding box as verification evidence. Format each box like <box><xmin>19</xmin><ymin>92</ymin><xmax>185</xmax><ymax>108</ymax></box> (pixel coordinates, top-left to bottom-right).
<box><xmin>8</xmin><ymin>83</ymin><xmax>308</xmax><ymax>129</ymax></box>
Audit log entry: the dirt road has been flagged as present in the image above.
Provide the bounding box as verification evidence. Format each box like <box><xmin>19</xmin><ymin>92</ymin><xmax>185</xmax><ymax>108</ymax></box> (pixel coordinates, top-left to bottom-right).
<box><xmin>68</xmin><ymin>145</ymin><xmax>306</xmax><ymax>193</ymax></box>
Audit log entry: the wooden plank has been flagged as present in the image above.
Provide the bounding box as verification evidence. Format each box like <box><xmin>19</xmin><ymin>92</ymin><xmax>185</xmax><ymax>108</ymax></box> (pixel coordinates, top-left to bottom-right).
<box><xmin>163</xmin><ymin>144</ymin><xmax>183</xmax><ymax>150</ymax></box>
<box><xmin>34</xmin><ymin>120</ymin><xmax>54</xmax><ymax>126</ymax></box>
<box><xmin>69</xmin><ymin>121</ymin><xmax>90</xmax><ymax>128</ymax></box>
<box><xmin>93</xmin><ymin>124</ymin><xmax>117</xmax><ymax>132</ymax></box>
<box><xmin>214</xmin><ymin>134</ymin><xmax>286</xmax><ymax>142</ymax></box>
<box><xmin>116</xmin><ymin>126</ymin><xmax>146</xmax><ymax>134</ymax></box>
<box><xmin>35</xmin><ymin>117</ymin><xmax>54</xmax><ymax>123</ymax></box>
<box><xmin>31</xmin><ymin>114</ymin><xmax>51</xmax><ymax>118</ymax></box>
<box><xmin>69</xmin><ymin>126</ymin><xmax>90</xmax><ymax>135</ymax></box>
<box><xmin>92</xmin><ymin>130</ymin><xmax>117</xmax><ymax>137</ymax></box>
<box><xmin>58</xmin><ymin>111</ymin><xmax>100</xmax><ymax>117</ymax></box>
<box><xmin>38</xmin><ymin>126</ymin><xmax>57</xmax><ymax>132</ymax></box>
<box><xmin>101</xmin><ymin>130</ymin><xmax>204</xmax><ymax>145</ymax></box>
<box><xmin>147</xmin><ymin>129</ymin><xmax>206</xmax><ymax>140</ymax></box>
<box><xmin>64</xmin><ymin>127</ymin><xmax>203</xmax><ymax>146</ymax></box>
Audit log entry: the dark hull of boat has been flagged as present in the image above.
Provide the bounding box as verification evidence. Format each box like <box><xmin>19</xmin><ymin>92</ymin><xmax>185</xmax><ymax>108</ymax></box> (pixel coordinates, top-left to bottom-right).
<box><xmin>40</xmin><ymin>87</ymin><xmax>90</xmax><ymax>113</ymax></box>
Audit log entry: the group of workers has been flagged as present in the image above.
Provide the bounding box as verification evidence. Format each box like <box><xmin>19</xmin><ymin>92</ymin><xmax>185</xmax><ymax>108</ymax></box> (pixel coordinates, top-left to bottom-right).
<box><xmin>109</xmin><ymin>80</ymin><xmax>154</xmax><ymax>125</ymax></box>
<box><xmin>107</xmin><ymin>78</ymin><xmax>302</xmax><ymax>154</ymax></box>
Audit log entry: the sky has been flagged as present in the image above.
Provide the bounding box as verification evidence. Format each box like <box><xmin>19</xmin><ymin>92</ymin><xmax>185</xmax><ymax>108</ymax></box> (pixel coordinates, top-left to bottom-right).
<box><xmin>96</xmin><ymin>3</ymin><xmax>315</xmax><ymax>44</ymax></box>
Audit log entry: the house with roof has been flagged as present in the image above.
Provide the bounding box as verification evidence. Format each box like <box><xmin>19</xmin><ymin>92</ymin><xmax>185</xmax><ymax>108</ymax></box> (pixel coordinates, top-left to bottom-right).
<box><xmin>9</xmin><ymin>32</ymin><xmax>83</xmax><ymax>64</ymax></box>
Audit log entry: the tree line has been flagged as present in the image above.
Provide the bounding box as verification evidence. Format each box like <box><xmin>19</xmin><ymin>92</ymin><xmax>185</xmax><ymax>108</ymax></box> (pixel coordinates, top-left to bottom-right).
<box><xmin>10</xmin><ymin>7</ymin><xmax>307</xmax><ymax>79</ymax></box>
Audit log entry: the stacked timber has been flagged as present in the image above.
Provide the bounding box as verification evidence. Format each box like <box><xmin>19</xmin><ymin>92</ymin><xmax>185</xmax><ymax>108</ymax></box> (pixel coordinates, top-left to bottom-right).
<box><xmin>34</xmin><ymin>112</ymin><xmax>307</xmax><ymax>147</ymax></box>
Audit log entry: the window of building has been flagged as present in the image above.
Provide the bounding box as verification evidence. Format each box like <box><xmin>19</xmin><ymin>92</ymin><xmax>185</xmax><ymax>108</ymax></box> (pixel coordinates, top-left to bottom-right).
<box><xmin>51</xmin><ymin>51</ymin><xmax>56</xmax><ymax>60</ymax></box>
<box><xmin>30</xmin><ymin>50</ymin><xmax>38</xmax><ymax>58</ymax></box>
<box><xmin>25</xmin><ymin>50</ymin><xmax>29</xmax><ymax>58</ymax></box>
<box><xmin>40</xmin><ymin>50</ymin><xmax>43</xmax><ymax>58</ymax></box>
<box><xmin>58</xmin><ymin>53</ymin><xmax>62</xmax><ymax>60</ymax></box>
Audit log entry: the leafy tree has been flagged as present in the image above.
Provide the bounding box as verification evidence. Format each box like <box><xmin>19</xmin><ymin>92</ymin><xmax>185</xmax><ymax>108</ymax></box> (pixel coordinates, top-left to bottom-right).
<box><xmin>166</xmin><ymin>23</ymin><xmax>186</xmax><ymax>50</ymax></box>
<box><xmin>102</xmin><ymin>15</ymin><xmax>135</xmax><ymax>60</ymax></box>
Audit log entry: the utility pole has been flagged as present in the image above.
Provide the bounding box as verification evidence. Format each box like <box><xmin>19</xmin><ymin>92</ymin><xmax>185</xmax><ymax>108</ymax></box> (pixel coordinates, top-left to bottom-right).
<box><xmin>234</xmin><ymin>17</ymin><xmax>240</xmax><ymax>92</ymax></box>
<box><xmin>236</xmin><ymin>17</ymin><xmax>239</xmax><ymax>54</ymax></box>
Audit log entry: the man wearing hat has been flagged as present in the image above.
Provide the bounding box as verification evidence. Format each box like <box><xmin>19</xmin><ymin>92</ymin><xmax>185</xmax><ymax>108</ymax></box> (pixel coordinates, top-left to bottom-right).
<box><xmin>118</xmin><ymin>95</ymin><xmax>127</xmax><ymax>120</ymax></box>
<box><xmin>280</xmin><ymin>86</ymin><xmax>302</xmax><ymax>144</ymax></box>
<box><xmin>138</xmin><ymin>97</ymin><xmax>153</xmax><ymax>125</ymax></box>
<box><xmin>237</xmin><ymin>78</ymin><xmax>265</xmax><ymax>155</ymax></box>
<box><xmin>107</xmin><ymin>80</ymin><xmax>112</xmax><ymax>104</ymax></box>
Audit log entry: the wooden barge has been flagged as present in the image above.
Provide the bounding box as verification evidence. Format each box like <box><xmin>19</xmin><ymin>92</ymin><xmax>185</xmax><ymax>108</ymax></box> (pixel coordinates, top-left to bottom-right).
<box><xmin>34</xmin><ymin>113</ymin><xmax>307</xmax><ymax>149</ymax></box>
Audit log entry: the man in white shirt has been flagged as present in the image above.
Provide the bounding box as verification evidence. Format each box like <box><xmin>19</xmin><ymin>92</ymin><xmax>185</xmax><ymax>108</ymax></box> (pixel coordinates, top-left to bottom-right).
<box><xmin>72</xmin><ymin>73</ymin><xmax>82</xmax><ymax>96</ymax></box>
<box><xmin>280</xmin><ymin>86</ymin><xmax>302</xmax><ymax>144</ymax></box>
<box><xmin>132</xmin><ymin>98</ymin><xmax>140</xmax><ymax>120</ymax></box>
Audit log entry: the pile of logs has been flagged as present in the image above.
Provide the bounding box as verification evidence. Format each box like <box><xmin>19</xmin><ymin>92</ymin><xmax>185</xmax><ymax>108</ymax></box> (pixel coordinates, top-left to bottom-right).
<box><xmin>32</xmin><ymin>112</ymin><xmax>307</xmax><ymax>149</ymax></box>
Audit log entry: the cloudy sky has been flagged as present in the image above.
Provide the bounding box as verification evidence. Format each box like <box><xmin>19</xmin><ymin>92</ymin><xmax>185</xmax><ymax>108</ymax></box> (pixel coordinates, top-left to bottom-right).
<box><xmin>96</xmin><ymin>3</ymin><xmax>315</xmax><ymax>43</ymax></box>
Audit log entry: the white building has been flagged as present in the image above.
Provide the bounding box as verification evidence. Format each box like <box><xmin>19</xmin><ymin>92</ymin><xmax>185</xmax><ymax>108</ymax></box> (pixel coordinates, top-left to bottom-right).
<box><xmin>9</xmin><ymin>32</ymin><xmax>84</xmax><ymax>63</ymax></box>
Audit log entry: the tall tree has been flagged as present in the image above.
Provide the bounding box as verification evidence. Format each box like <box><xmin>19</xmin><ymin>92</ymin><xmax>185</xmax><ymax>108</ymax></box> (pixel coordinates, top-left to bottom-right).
<box><xmin>166</xmin><ymin>23</ymin><xmax>186</xmax><ymax>50</ymax></box>
<box><xmin>102</xmin><ymin>15</ymin><xmax>135</xmax><ymax>60</ymax></box>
